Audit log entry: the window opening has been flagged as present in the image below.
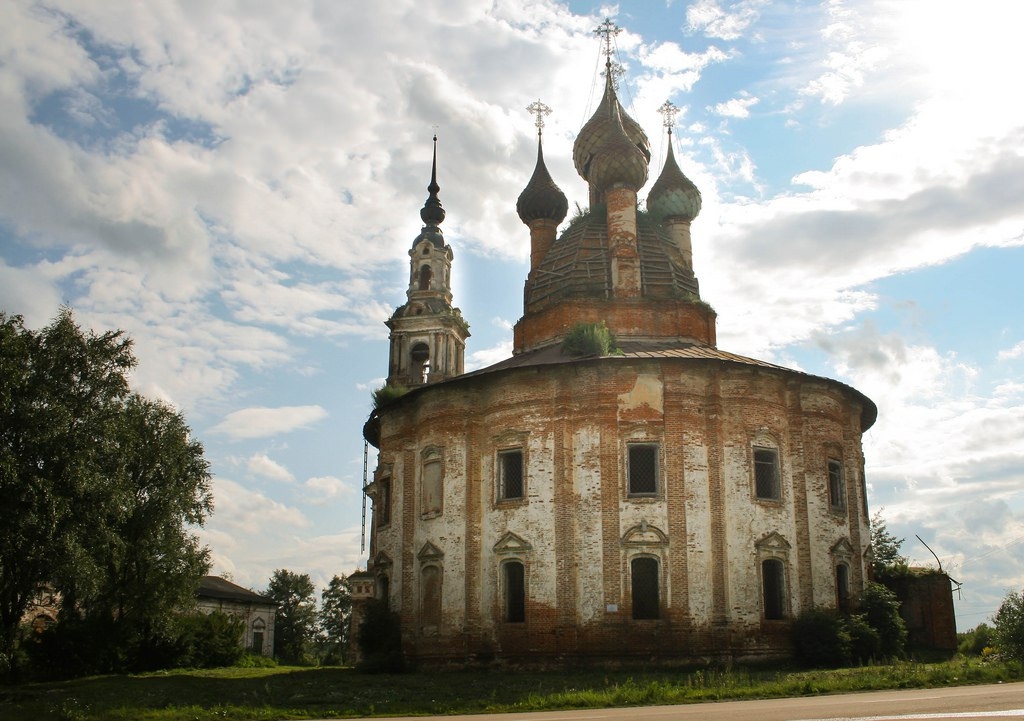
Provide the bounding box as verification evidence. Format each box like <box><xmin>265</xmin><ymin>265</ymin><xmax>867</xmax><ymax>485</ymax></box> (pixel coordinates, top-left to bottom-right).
<box><xmin>251</xmin><ymin>618</ymin><xmax>266</xmax><ymax>654</ymax></box>
<box><xmin>418</xmin><ymin>264</ymin><xmax>433</xmax><ymax>290</ymax></box>
<box><xmin>754</xmin><ymin>447</ymin><xmax>780</xmax><ymax>500</ymax></box>
<box><xmin>762</xmin><ymin>559</ymin><xmax>786</xmax><ymax>619</ymax></box>
<box><xmin>504</xmin><ymin>561</ymin><xmax>526</xmax><ymax>622</ymax></box>
<box><xmin>631</xmin><ymin>557</ymin><xmax>660</xmax><ymax>619</ymax></box>
<box><xmin>498</xmin><ymin>449</ymin><xmax>524</xmax><ymax>500</ymax></box>
<box><xmin>828</xmin><ymin>459</ymin><xmax>845</xmax><ymax>509</ymax></box>
<box><xmin>836</xmin><ymin>563</ymin><xmax>850</xmax><ymax>612</ymax></box>
<box><xmin>628</xmin><ymin>443</ymin><xmax>658</xmax><ymax>496</ymax></box>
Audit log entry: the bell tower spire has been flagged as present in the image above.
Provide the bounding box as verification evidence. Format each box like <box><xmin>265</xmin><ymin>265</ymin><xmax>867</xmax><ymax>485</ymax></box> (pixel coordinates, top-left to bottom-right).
<box><xmin>384</xmin><ymin>134</ymin><xmax>470</xmax><ymax>388</ymax></box>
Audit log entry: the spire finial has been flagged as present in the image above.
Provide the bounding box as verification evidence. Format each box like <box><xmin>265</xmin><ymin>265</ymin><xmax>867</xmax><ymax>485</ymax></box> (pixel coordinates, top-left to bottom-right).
<box><xmin>421</xmin><ymin>131</ymin><xmax>445</xmax><ymax>227</ymax></box>
<box><xmin>595</xmin><ymin>17</ymin><xmax>621</xmax><ymax>67</ymax></box>
<box><xmin>526</xmin><ymin>99</ymin><xmax>552</xmax><ymax>135</ymax></box>
<box><xmin>657</xmin><ymin>100</ymin><xmax>680</xmax><ymax>137</ymax></box>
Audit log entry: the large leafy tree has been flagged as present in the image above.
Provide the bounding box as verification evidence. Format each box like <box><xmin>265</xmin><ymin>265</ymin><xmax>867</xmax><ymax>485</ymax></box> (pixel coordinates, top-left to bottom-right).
<box><xmin>993</xmin><ymin>589</ymin><xmax>1024</xmax><ymax>662</ymax></box>
<box><xmin>266</xmin><ymin>569</ymin><xmax>318</xmax><ymax>664</ymax></box>
<box><xmin>318</xmin><ymin>574</ymin><xmax>352</xmax><ymax>665</ymax></box>
<box><xmin>0</xmin><ymin>310</ymin><xmax>212</xmax><ymax>675</ymax></box>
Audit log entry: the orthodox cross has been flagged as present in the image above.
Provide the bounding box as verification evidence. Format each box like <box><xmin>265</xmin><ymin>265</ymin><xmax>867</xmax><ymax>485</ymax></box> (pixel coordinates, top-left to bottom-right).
<box><xmin>657</xmin><ymin>100</ymin><xmax>680</xmax><ymax>136</ymax></box>
<box><xmin>594</xmin><ymin>18</ymin><xmax>621</xmax><ymax>62</ymax></box>
<box><xmin>526</xmin><ymin>99</ymin><xmax>552</xmax><ymax>134</ymax></box>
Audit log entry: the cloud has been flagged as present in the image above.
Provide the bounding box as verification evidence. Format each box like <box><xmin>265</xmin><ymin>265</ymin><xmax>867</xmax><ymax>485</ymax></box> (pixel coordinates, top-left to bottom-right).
<box><xmin>304</xmin><ymin>475</ymin><xmax>354</xmax><ymax>504</ymax></box>
<box><xmin>210</xmin><ymin>405</ymin><xmax>328</xmax><ymax>440</ymax></box>
<box><xmin>686</xmin><ymin>0</ymin><xmax>764</xmax><ymax>41</ymax></box>
<box><xmin>711</xmin><ymin>92</ymin><xmax>759</xmax><ymax>119</ymax></box>
<box><xmin>246</xmin><ymin>453</ymin><xmax>295</xmax><ymax>483</ymax></box>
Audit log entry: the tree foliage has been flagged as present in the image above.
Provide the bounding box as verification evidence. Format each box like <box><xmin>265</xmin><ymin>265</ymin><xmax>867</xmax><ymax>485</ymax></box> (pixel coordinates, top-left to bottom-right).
<box><xmin>993</xmin><ymin>590</ymin><xmax>1024</xmax><ymax>662</ymax></box>
<box><xmin>870</xmin><ymin>510</ymin><xmax>909</xmax><ymax>579</ymax></box>
<box><xmin>318</xmin><ymin>574</ymin><xmax>352</xmax><ymax>665</ymax></box>
<box><xmin>266</xmin><ymin>569</ymin><xmax>318</xmax><ymax>664</ymax></box>
<box><xmin>0</xmin><ymin>310</ymin><xmax>213</xmax><ymax>677</ymax></box>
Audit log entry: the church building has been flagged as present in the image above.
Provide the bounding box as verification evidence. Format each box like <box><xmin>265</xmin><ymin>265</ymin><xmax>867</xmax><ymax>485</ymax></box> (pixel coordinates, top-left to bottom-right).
<box><xmin>360</xmin><ymin>27</ymin><xmax>876</xmax><ymax>664</ymax></box>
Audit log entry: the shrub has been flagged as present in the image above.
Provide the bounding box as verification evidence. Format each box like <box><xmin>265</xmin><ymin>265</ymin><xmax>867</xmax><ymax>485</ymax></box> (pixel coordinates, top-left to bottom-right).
<box><xmin>958</xmin><ymin>622</ymin><xmax>995</xmax><ymax>657</ymax></box>
<box><xmin>561</xmin><ymin>321</ymin><xmax>619</xmax><ymax>357</ymax></box>
<box><xmin>792</xmin><ymin>607</ymin><xmax>851</xmax><ymax>667</ymax></box>
<box><xmin>859</xmin><ymin>581</ymin><xmax>907</xmax><ymax>660</ymax></box>
<box><xmin>845</xmin><ymin>612</ymin><xmax>882</xmax><ymax>664</ymax></box>
<box><xmin>357</xmin><ymin>599</ymin><xmax>405</xmax><ymax>673</ymax></box>
<box><xmin>993</xmin><ymin>590</ymin><xmax>1024</xmax><ymax>662</ymax></box>
<box><xmin>372</xmin><ymin>384</ymin><xmax>409</xmax><ymax>409</ymax></box>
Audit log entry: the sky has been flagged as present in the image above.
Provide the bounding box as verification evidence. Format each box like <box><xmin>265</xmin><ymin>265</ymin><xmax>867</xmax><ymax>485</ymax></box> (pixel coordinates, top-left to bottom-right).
<box><xmin>1</xmin><ymin>0</ymin><xmax>1022</xmax><ymax>631</ymax></box>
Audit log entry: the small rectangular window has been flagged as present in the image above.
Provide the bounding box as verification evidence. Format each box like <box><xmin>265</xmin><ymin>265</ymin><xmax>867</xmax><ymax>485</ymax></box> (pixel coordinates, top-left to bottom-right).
<box><xmin>422</xmin><ymin>458</ymin><xmax>443</xmax><ymax>516</ymax></box>
<box><xmin>753</xmin><ymin>447</ymin><xmax>780</xmax><ymax>500</ymax></box>
<box><xmin>828</xmin><ymin>459</ymin><xmax>845</xmax><ymax>510</ymax></box>
<box><xmin>498</xmin><ymin>449</ymin><xmax>524</xmax><ymax>500</ymax></box>
<box><xmin>628</xmin><ymin>443</ymin><xmax>659</xmax><ymax>496</ymax></box>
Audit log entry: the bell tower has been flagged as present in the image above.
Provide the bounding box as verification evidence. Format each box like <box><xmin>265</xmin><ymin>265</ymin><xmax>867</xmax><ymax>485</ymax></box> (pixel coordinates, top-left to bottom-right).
<box><xmin>385</xmin><ymin>135</ymin><xmax>469</xmax><ymax>388</ymax></box>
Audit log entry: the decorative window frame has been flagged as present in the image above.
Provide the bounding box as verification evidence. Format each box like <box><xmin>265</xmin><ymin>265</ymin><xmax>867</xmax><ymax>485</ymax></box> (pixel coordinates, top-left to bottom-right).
<box><xmin>494</xmin><ymin>532</ymin><xmax>532</xmax><ymax>624</ymax></box>
<box><xmin>827</xmin><ymin>454</ymin><xmax>846</xmax><ymax>512</ymax></box>
<box><xmin>756</xmin><ymin>531</ymin><xmax>792</xmax><ymax>620</ymax></box>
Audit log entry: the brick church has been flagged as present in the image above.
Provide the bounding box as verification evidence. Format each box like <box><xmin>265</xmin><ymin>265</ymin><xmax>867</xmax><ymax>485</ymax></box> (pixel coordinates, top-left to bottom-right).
<box><xmin>359</xmin><ymin>28</ymin><xmax>877</xmax><ymax>664</ymax></box>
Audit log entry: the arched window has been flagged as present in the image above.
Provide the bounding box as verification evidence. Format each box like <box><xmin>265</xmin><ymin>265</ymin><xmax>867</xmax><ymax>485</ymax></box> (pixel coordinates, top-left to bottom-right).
<box><xmin>418</xmin><ymin>264</ymin><xmax>433</xmax><ymax>290</ymax></box>
<box><xmin>836</xmin><ymin>563</ymin><xmax>851</xmax><ymax>612</ymax></box>
<box><xmin>503</xmin><ymin>561</ymin><xmax>526</xmax><ymax>623</ymax></box>
<box><xmin>251</xmin><ymin>617</ymin><xmax>266</xmax><ymax>654</ymax></box>
<box><xmin>631</xmin><ymin>556</ymin><xmax>660</xmax><ymax>620</ymax></box>
<box><xmin>762</xmin><ymin>559</ymin><xmax>787</xmax><ymax>620</ymax></box>
<box><xmin>420</xmin><ymin>565</ymin><xmax>442</xmax><ymax>630</ymax></box>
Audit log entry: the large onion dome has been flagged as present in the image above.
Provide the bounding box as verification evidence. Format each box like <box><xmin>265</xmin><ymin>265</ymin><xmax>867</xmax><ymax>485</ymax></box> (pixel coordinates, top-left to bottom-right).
<box><xmin>517</xmin><ymin>135</ymin><xmax>568</xmax><ymax>224</ymax></box>
<box><xmin>585</xmin><ymin>100</ymin><xmax>648</xmax><ymax>192</ymax></box>
<box><xmin>647</xmin><ymin>135</ymin><xmax>701</xmax><ymax>220</ymax></box>
<box><xmin>572</xmin><ymin>66</ymin><xmax>650</xmax><ymax>183</ymax></box>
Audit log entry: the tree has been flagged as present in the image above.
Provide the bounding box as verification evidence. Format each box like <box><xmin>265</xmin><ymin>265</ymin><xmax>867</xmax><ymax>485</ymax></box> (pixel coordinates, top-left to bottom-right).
<box><xmin>318</xmin><ymin>574</ymin><xmax>352</xmax><ymax>665</ymax></box>
<box><xmin>992</xmin><ymin>590</ymin><xmax>1024</xmax><ymax>662</ymax></box>
<box><xmin>0</xmin><ymin>309</ymin><xmax>213</xmax><ymax>676</ymax></box>
<box><xmin>870</xmin><ymin>510</ymin><xmax>909</xmax><ymax>578</ymax></box>
<box><xmin>266</xmin><ymin>569</ymin><xmax>317</xmax><ymax>664</ymax></box>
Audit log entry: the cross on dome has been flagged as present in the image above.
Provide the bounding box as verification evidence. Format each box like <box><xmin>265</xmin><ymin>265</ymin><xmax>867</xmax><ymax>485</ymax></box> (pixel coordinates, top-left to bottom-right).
<box><xmin>594</xmin><ymin>18</ymin><xmax>621</xmax><ymax>63</ymax></box>
<box><xmin>526</xmin><ymin>99</ymin><xmax>552</xmax><ymax>134</ymax></box>
<box><xmin>657</xmin><ymin>100</ymin><xmax>680</xmax><ymax>135</ymax></box>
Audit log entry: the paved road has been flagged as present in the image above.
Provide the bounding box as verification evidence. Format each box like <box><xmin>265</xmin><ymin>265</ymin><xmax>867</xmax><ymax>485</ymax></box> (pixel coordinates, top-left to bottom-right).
<box><xmin>351</xmin><ymin>682</ymin><xmax>1024</xmax><ymax>721</ymax></box>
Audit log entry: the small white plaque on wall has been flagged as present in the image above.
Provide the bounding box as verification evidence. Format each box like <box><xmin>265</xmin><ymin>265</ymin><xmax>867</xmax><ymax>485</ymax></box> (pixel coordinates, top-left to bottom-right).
<box><xmin>606</xmin><ymin>604</ymin><xmax>618</xmax><ymax>613</ymax></box>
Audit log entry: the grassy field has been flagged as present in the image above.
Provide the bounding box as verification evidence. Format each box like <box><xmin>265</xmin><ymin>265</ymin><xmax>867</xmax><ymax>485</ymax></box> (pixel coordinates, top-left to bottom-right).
<box><xmin>2</xmin><ymin>658</ymin><xmax>1022</xmax><ymax>721</ymax></box>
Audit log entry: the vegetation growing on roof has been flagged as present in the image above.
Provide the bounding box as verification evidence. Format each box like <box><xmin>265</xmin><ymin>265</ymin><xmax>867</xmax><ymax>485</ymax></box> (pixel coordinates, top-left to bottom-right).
<box><xmin>561</xmin><ymin>321</ymin><xmax>620</xmax><ymax>358</ymax></box>
<box><xmin>372</xmin><ymin>384</ymin><xmax>410</xmax><ymax>409</ymax></box>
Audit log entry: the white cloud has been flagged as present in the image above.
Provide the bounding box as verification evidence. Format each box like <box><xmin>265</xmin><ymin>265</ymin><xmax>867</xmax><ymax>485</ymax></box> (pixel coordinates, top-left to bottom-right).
<box><xmin>246</xmin><ymin>453</ymin><xmax>295</xmax><ymax>483</ymax></box>
<box><xmin>686</xmin><ymin>0</ymin><xmax>765</xmax><ymax>41</ymax></box>
<box><xmin>304</xmin><ymin>475</ymin><xmax>354</xmax><ymax>504</ymax></box>
<box><xmin>210</xmin><ymin>405</ymin><xmax>328</xmax><ymax>440</ymax></box>
<box><xmin>711</xmin><ymin>92</ymin><xmax>759</xmax><ymax>119</ymax></box>
<box><xmin>998</xmin><ymin>342</ymin><xmax>1024</xmax><ymax>361</ymax></box>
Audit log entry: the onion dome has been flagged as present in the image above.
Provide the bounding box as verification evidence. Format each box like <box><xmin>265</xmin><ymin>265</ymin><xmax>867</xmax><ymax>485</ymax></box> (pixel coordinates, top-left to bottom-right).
<box><xmin>419</xmin><ymin>135</ymin><xmax>445</xmax><ymax>227</ymax></box>
<box><xmin>585</xmin><ymin>100</ymin><xmax>648</xmax><ymax>192</ymax></box>
<box><xmin>647</xmin><ymin>133</ymin><xmax>701</xmax><ymax>220</ymax></box>
<box><xmin>517</xmin><ymin>134</ymin><xmax>568</xmax><ymax>224</ymax></box>
<box><xmin>572</xmin><ymin>66</ymin><xmax>651</xmax><ymax>183</ymax></box>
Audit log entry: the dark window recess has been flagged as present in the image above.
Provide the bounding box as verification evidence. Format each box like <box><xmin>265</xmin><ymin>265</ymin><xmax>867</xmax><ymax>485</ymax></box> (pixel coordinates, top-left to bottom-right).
<box><xmin>754</xmin><ymin>448</ymin><xmax>780</xmax><ymax>500</ymax></box>
<box><xmin>499</xmin><ymin>449</ymin><xmax>524</xmax><ymax>500</ymax></box>
<box><xmin>631</xmin><ymin>557</ymin><xmax>660</xmax><ymax>620</ymax></box>
<box><xmin>828</xmin><ymin>459</ymin><xmax>845</xmax><ymax>509</ymax></box>
<box><xmin>504</xmin><ymin>561</ymin><xmax>525</xmax><ymax>623</ymax></box>
<box><xmin>628</xmin><ymin>444</ymin><xmax>658</xmax><ymax>495</ymax></box>
<box><xmin>377</xmin><ymin>478</ymin><xmax>391</xmax><ymax>525</ymax></box>
<box><xmin>836</xmin><ymin>563</ymin><xmax>850</xmax><ymax>612</ymax></box>
<box><xmin>762</xmin><ymin>559</ymin><xmax>786</xmax><ymax>620</ymax></box>
<box><xmin>420</xmin><ymin>566</ymin><xmax>442</xmax><ymax>628</ymax></box>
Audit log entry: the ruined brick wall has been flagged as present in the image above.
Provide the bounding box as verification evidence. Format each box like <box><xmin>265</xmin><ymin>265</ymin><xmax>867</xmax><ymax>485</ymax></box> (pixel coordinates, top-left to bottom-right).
<box><xmin>369</xmin><ymin>356</ymin><xmax>870</xmax><ymax>663</ymax></box>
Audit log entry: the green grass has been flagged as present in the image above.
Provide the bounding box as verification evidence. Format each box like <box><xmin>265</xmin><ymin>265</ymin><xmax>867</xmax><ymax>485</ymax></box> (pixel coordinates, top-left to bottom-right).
<box><xmin>2</xmin><ymin>658</ymin><xmax>1022</xmax><ymax>721</ymax></box>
